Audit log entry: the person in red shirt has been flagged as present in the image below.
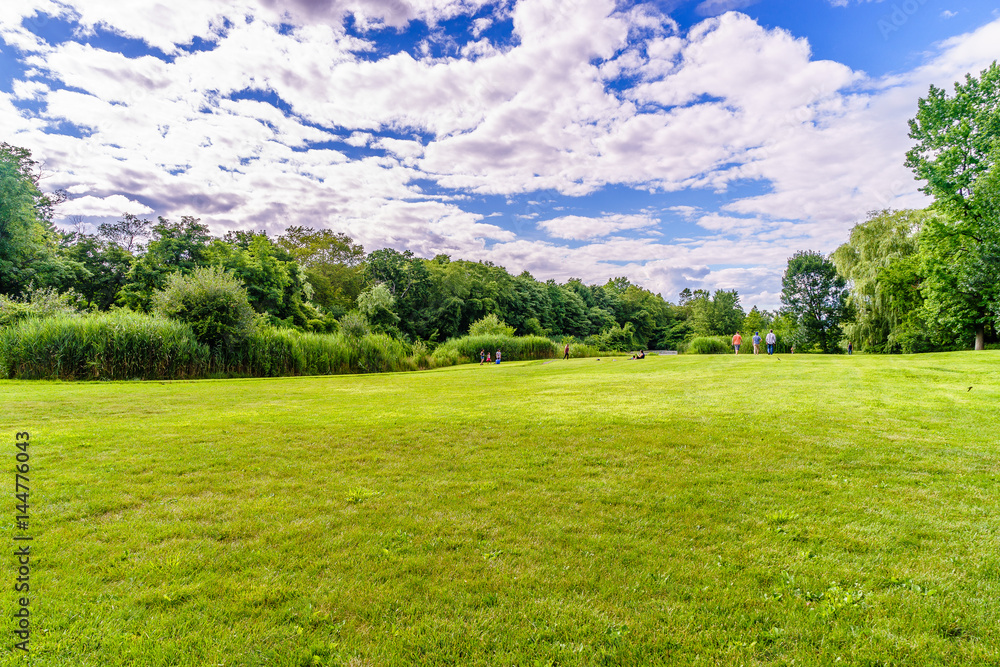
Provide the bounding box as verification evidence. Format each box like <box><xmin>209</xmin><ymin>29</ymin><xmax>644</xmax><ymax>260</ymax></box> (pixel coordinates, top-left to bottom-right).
<box><xmin>732</xmin><ymin>332</ymin><xmax>743</xmax><ymax>355</ymax></box>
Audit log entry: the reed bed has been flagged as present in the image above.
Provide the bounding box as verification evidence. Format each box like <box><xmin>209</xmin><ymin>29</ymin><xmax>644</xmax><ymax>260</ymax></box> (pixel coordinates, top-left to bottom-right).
<box><xmin>685</xmin><ymin>335</ymin><xmax>734</xmax><ymax>354</ymax></box>
<box><xmin>1</xmin><ymin>314</ymin><xmax>614</xmax><ymax>380</ymax></box>
<box><xmin>210</xmin><ymin>329</ymin><xmax>419</xmax><ymax>377</ymax></box>
<box><xmin>0</xmin><ymin>311</ymin><xmax>207</xmax><ymax>380</ymax></box>
<box><xmin>431</xmin><ymin>334</ymin><xmax>558</xmax><ymax>364</ymax></box>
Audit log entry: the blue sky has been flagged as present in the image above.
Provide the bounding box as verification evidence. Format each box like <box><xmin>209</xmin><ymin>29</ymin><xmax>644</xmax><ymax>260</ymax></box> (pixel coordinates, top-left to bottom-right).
<box><xmin>1</xmin><ymin>0</ymin><xmax>998</xmax><ymax>308</ymax></box>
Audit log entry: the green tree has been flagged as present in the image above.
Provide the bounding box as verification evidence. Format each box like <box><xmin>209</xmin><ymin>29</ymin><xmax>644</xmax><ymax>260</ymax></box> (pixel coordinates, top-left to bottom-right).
<box><xmin>742</xmin><ymin>306</ymin><xmax>771</xmax><ymax>339</ymax></box>
<box><xmin>209</xmin><ymin>232</ymin><xmax>315</xmax><ymax>328</ymax></box>
<box><xmin>118</xmin><ymin>216</ymin><xmax>212</xmax><ymax>310</ymax></box>
<box><xmin>919</xmin><ymin>214</ymin><xmax>998</xmax><ymax>350</ymax></box>
<box><xmin>690</xmin><ymin>289</ymin><xmax>743</xmax><ymax>337</ymax></box>
<box><xmin>276</xmin><ymin>226</ymin><xmax>364</xmax><ymax>314</ymax></box>
<box><xmin>59</xmin><ymin>231</ymin><xmax>134</xmax><ymax>310</ymax></box>
<box><xmin>363</xmin><ymin>248</ymin><xmax>430</xmax><ymax>338</ymax></box>
<box><xmin>98</xmin><ymin>213</ymin><xmax>151</xmax><ymax>254</ymax></box>
<box><xmin>831</xmin><ymin>209</ymin><xmax>929</xmax><ymax>353</ymax></box>
<box><xmin>356</xmin><ymin>283</ymin><xmax>401</xmax><ymax>335</ymax></box>
<box><xmin>905</xmin><ymin>61</ymin><xmax>1000</xmax><ymax>349</ymax></box>
<box><xmin>780</xmin><ymin>250</ymin><xmax>849</xmax><ymax>353</ymax></box>
<box><xmin>468</xmin><ymin>312</ymin><xmax>515</xmax><ymax>337</ymax></box>
<box><xmin>0</xmin><ymin>143</ymin><xmax>79</xmax><ymax>294</ymax></box>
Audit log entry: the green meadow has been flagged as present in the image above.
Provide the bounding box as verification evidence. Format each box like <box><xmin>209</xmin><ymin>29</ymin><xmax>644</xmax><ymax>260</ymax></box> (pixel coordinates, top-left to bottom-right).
<box><xmin>2</xmin><ymin>352</ymin><xmax>999</xmax><ymax>666</ymax></box>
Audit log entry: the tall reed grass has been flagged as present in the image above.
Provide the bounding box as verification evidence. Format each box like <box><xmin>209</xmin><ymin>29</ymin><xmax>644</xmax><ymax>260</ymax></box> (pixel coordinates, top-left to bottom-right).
<box><xmin>210</xmin><ymin>329</ymin><xmax>419</xmax><ymax>377</ymax></box>
<box><xmin>0</xmin><ymin>311</ymin><xmax>453</xmax><ymax>380</ymax></box>
<box><xmin>685</xmin><ymin>336</ymin><xmax>733</xmax><ymax>355</ymax></box>
<box><xmin>0</xmin><ymin>311</ymin><xmax>207</xmax><ymax>380</ymax></box>
<box><xmin>431</xmin><ymin>334</ymin><xmax>558</xmax><ymax>364</ymax></box>
<box><xmin>1</xmin><ymin>313</ymin><xmax>604</xmax><ymax>380</ymax></box>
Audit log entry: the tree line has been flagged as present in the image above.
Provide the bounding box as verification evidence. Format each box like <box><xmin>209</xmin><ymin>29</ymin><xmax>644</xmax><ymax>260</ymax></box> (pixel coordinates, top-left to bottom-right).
<box><xmin>1</xmin><ymin>62</ymin><xmax>997</xmax><ymax>355</ymax></box>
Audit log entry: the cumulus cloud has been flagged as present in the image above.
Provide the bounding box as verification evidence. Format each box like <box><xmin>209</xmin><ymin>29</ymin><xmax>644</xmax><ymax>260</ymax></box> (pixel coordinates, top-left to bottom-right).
<box><xmin>538</xmin><ymin>213</ymin><xmax>660</xmax><ymax>240</ymax></box>
<box><xmin>2</xmin><ymin>0</ymin><xmax>999</xmax><ymax>309</ymax></box>
<box><xmin>58</xmin><ymin>194</ymin><xmax>155</xmax><ymax>218</ymax></box>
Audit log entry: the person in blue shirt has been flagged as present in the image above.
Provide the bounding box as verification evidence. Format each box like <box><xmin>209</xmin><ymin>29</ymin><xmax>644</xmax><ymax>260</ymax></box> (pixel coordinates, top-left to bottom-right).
<box><xmin>752</xmin><ymin>332</ymin><xmax>762</xmax><ymax>355</ymax></box>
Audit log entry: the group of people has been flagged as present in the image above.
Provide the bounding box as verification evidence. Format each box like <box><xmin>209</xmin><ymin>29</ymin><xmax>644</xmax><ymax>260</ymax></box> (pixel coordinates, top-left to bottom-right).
<box><xmin>732</xmin><ymin>329</ymin><xmax>779</xmax><ymax>355</ymax></box>
<box><xmin>479</xmin><ymin>349</ymin><xmax>502</xmax><ymax>365</ymax></box>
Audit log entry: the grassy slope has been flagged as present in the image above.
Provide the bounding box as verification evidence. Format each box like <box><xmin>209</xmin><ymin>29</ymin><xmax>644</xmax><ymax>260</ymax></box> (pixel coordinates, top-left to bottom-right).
<box><xmin>1</xmin><ymin>352</ymin><xmax>999</xmax><ymax>666</ymax></box>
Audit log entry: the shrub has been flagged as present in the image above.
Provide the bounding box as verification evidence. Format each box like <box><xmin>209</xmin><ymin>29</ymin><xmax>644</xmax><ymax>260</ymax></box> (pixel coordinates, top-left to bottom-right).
<box><xmin>594</xmin><ymin>323</ymin><xmax>636</xmax><ymax>352</ymax></box>
<box><xmin>568</xmin><ymin>343</ymin><xmax>602</xmax><ymax>358</ymax></box>
<box><xmin>432</xmin><ymin>334</ymin><xmax>557</xmax><ymax>364</ymax></box>
<box><xmin>0</xmin><ymin>311</ymin><xmax>207</xmax><ymax>380</ymax></box>
<box><xmin>0</xmin><ymin>286</ymin><xmax>81</xmax><ymax>327</ymax></box>
<box><xmin>686</xmin><ymin>336</ymin><xmax>732</xmax><ymax>355</ymax></box>
<box><xmin>339</xmin><ymin>311</ymin><xmax>370</xmax><ymax>339</ymax></box>
<box><xmin>468</xmin><ymin>313</ymin><xmax>516</xmax><ymax>337</ymax></box>
<box><xmin>152</xmin><ymin>267</ymin><xmax>257</xmax><ymax>349</ymax></box>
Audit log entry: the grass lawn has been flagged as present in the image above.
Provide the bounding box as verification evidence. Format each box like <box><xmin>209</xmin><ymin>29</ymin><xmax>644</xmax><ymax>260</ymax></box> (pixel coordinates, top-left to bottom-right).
<box><xmin>2</xmin><ymin>351</ymin><xmax>999</xmax><ymax>666</ymax></box>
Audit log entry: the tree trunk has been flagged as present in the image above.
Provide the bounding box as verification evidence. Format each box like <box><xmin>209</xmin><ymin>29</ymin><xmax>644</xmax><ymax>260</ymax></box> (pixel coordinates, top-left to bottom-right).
<box><xmin>975</xmin><ymin>323</ymin><xmax>985</xmax><ymax>350</ymax></box>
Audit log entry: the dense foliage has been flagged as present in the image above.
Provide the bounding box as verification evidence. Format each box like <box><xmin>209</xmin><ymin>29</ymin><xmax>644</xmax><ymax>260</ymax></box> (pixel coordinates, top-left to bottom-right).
<box><xmin>152</xmin><ymin>266</ymin><xmax>258</xmax><ymax>349</ymax></box>
<box><xmin>780</xmin><ymin>250</ymin><xmax>850</xmax><ymax>354</ymax></box>
<box><xmin>904</xmin><ymin>61</ymin><xmax>1000</xmax><ymax>350</ymax></box>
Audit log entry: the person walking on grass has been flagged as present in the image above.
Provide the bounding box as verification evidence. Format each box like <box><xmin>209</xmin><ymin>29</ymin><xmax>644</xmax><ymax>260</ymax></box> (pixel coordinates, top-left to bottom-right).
<box><xmin>480</xmin><ymin>349</ymin><xmax>486</xmax><ymax>365</ymax></box>
<box><xmin>496</xmin><ymin>349</ymin><xmax>502</xmax><ymax>365</ymax></box>
<box><xmin>848</xmin><ymin>341</ymin><xmax>853</xmax><ymax>355</ymax></box>
<box><xmin>765</xmin><ymin>329</ymin><xmax>777</xmax><ymax>356</ymax></box>
<box><xmin>752</xmin><ymin>331</ymin><xmax>762</xmax><ymax>355</ymax></box>
<box><xmin>564</xmin><ymin>343</ymin><xmax>570</xmax><ymax>360</ymax></box>
<box><xmin>732</xmin><ymin>331</ymin><xmax>742</xmax><ymax>355</ymax></box>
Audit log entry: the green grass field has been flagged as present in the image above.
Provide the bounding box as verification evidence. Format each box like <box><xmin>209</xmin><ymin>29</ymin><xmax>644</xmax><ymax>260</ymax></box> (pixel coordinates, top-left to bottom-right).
<box><xmin>2</xmin><ymin>352</ymin><xmax>999</xmax><ymax>666</ymax></box>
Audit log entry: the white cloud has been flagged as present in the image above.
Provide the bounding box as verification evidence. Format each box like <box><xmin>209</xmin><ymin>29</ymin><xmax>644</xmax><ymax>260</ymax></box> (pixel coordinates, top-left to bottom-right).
<box><xmin>538</xmin><ymin>213</ymin><xmax>660</xmax><ymax>240</ymax></box>
<box><xmin>3</xmin><ymin>1</ymin><xmax>1000</xmax><ymax>310</ymax></box>
<box><xmin>57</xmin><ymin>194</ymin><xmax>154</xmax><ymax>218</ymax></box>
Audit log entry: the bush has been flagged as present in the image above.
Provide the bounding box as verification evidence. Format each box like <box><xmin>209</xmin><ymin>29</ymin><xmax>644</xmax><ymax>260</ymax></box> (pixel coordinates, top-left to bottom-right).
<box><xmin>568</xmin><ymin>343</ymin><xmax>602</xmax><ymax>358</ymax></box>
<box><xmin>432</xmin><ymin>334</ymin><xmax>557</xmax><ymax>364</ymax></box>
<box><xmin>593</xmin><ymin>323</ymin><xmax>636</xmax><ymax>352</ymax></box>
<box><xmin>522</xmin><ymin>317</ymin><xmax>547</xmax><ymax>337</ymax></box>
<box><xmin>0</xmin><ymin>311</ymin><xmax>423</xmax><ymax>380</ymax></box>
<box><xmin>468</xmin><ymin>313</ymin><xmax>516</xmax><ymax>337</ymax></box>
<box><xmin>339</xmin><ymin>311</ymin><xmax>370</xmax><ymax>339</ymax></box>
<box><xmin>152</xmin><ymin>267</ymin><xmax>257</xmax><ymax>349</ymax></box>
<box><xmin>0</xmin><ymin>286</ymin><xmax>81</xmax><ymax>327</ymax></box>
<box><xmin>686</xmin><ymin>336</ymin><xmax>732</xmax><ymax>355</ymax></box>
<box><xmin>0</xmin><ymin>311</ymin><xmax>207</xmax><ymax>380</ymax></box>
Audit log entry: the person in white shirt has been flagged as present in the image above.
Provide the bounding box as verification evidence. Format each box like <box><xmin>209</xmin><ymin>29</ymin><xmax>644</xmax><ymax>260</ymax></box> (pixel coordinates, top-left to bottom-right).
<box><xmin>765</xmin><ymin>330</ymin><xmax>777</xmax><ymax>355</ymax></box>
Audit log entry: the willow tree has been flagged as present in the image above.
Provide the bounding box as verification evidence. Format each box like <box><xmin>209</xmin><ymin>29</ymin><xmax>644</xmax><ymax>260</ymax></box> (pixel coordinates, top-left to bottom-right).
<box><xmin>906</xmin><ymin>61</ymin><xmax>1000</xmax><ymax>349</ymax></box>
<box><xmin>832</xmin><ymin>209</ymin><xmax>927</xmax><ymax>353</ymax></box>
